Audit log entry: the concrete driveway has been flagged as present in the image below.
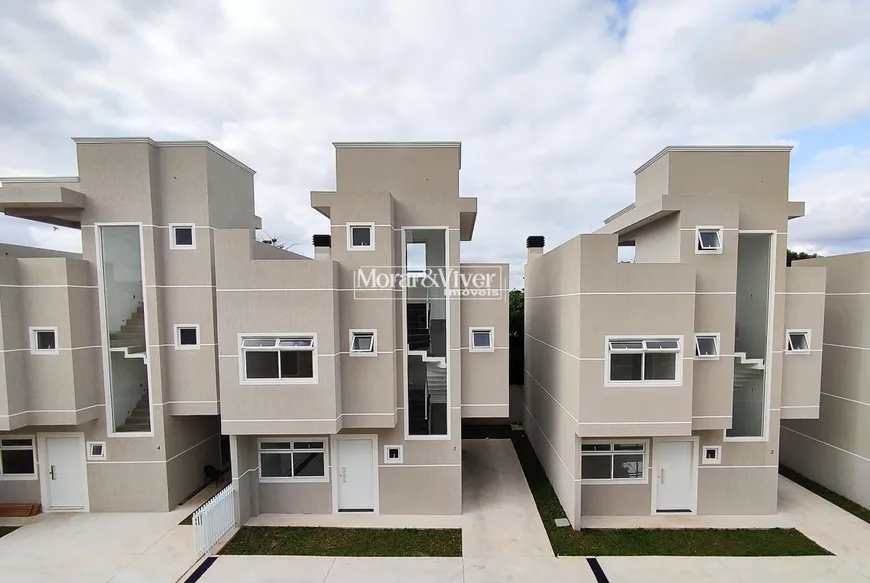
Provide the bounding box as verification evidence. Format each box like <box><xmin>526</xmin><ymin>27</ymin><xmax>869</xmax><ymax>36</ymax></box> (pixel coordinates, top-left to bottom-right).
<box><xmin>0</xmin><ymin>487</ymin><xmax>218</xmax><ymax>583</ymax></box>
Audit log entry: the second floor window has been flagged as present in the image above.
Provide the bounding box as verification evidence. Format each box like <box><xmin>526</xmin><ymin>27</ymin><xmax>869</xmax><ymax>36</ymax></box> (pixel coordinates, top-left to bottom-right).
<box><xmin>348</xmin><ymin>223</ymin><xmax>373</xmax><ymax>250</ymax></box>
<box><xmin>241</xmin><ymin>336</ymin><xmax>316</xmax><ymax>383</ymax></box>
<box><xmin>607</xmin><ymin>338</ymin><xmax>681</xmax><ymax>384</ymax></box>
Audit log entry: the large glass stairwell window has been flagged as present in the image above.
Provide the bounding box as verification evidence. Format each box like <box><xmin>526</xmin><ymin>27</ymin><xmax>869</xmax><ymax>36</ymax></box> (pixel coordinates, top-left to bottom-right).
<box><xmin>99</xmin><ymin>225</ymin><xmax>151</xmax><ymax>433</ymax></box>
<box><xmin>404</xmin><ymin>229</ymin><xmax>448</xmax><ymax>436</ymax></box>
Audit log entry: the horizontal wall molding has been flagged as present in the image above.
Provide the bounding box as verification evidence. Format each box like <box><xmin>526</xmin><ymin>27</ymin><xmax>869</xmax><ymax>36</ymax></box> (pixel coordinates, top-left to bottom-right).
<box><xmin>524</xmin><ymin>368</ymin><xmax>581</xmax><ymax>425</ymax></box>
<box><xmin>0</xmin><ymin>403</ymin><xmax>103</xmax><ymax>419</ymax></box>
<box><xmin>0</xmin><ymin>284</ymin><xmax>97</xmax><ymax>289</ymax></box>
<box><xmin>221</xmin><ymin>408</ymin><xmax>401</xmax><ymax>424</ymax></box>
<box><xmin>820</xmin><ymin>392</ymin><xmax>870</xmax><ymax>407</ymax></box>
<box><xmin>522</xmin><ymin>401</ymin><xmax>578</xmax><ymax>482</ymax></box>
<box><xmin>233</xmin><ymin>466</ymin><xmax>260</xmax><ymax>481</ymax></box>
<box><xmin>781</xmin><ymin>426</ymin><xmax>870</xmax><ymax>463</ymax></box>
<box><xmin>699</xmin><ymin>465</ymin><xmax>778</xmax><ymax>470</ymax></box>
<box><xmin>378</xmin><ymin>463</ymin><xmax>461</xmax><ymax>468</ymax></box>
<box><xmin>824</xmin><ymin>342</ymin><xmax>870</xmax><ymax>352</ymax></box>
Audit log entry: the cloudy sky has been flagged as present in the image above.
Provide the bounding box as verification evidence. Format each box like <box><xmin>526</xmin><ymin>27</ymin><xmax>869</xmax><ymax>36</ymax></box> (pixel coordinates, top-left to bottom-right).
<box><xmin>1</xmin><ymin>0</ymin><xmax>869</xmax><ymax>288</ymax></box>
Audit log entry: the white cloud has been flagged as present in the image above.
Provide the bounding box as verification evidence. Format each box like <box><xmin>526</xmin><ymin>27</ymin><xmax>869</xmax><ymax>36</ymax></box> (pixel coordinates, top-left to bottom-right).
<box><xmin>1</xmin><ymin>0</ymin><xmax>869</xmax><ymax>286</ymax></box>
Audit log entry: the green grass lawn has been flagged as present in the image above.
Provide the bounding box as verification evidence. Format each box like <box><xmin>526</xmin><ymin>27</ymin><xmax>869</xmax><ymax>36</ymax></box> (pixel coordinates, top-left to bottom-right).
<box><xmin>220</xmin><ymin>526</ymin><xmax>462</xmax><ymax>557</ymax></box>
<box><xmin>510</xmin><ymin>430</ymin><xmax>830</xmax><ymax>557</ymax></box>
<box><xmin>780</xmin><ymin>465</ymin><xmax>870</xmax><ymax>524</ymax></box>
<box><xmin>0</xmin><ymin>526</ymin><xmax>18</xmax><ymax>539</ymax></box>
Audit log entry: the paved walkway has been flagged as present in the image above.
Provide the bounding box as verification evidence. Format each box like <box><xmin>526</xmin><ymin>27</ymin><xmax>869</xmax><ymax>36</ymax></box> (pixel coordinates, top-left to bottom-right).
<box><xmin>0</xmin><ymin>486</ymin><xmax>220</xmax><ymax>583</ymax></box>
<box><xmin>461</xmin><ymin>438</ymin><xmax>553</xmax><ymax>558</ymax></box>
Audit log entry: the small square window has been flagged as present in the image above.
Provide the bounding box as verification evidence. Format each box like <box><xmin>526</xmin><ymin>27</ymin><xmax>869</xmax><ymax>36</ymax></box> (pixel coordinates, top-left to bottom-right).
<box><xmin>171</xmin><ymin>224</ymin><xmax>196</xmax><ymax>249</ymax></box>
<box><xmin>175</xmin><ymin>325</ymin><xmax>199</xmax><ymax>349</ymax></box>
<box><xmin>384</xmin><ymin>445</ymin><xmax>403</xmax><ymax>464</ymax></box>
<box><xmin>350</xmin><ymin>330</ymin><xmax>377</xmax><ymax>356</ymax></box>
<box><xmin>469</xmin><ymin>328</ymin><xmax>494</xmax><ymax>352</ymax></box>
<box><xmin>694</xmin><ymin>334</ymin><xmax>719</xmax><ymax>358</ymax></box>
<box><xmin>702</xmin><ymin>445</ymin><xmax>721</xmax><ymax>465</ymax></box>
<box><xmin>87</xmin><ymin>441</ymin><xmax>107</xmax><ymax>461</ymax></box>
<box><xmin>348</xmin><ymin>224</ymin><xmax>373</xmax><ymax>250</ymax></box>
<box><xmin>786</xmin><ymin>330</ymin><xmax>810</xmax><ymax>353</ymax></box>
<box><xmin>30</xmin><ymin>327</ymin><xmax>58</xmax><ymax>354</ymax></box>
<box><xmin>696</xmin><ymin>227</ymin><xmax>723</xmax><ymax>254</ymax></box>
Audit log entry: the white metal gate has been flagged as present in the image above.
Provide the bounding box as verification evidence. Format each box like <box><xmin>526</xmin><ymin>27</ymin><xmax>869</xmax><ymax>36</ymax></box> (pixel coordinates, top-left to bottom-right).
<box><xmin>193</xmin><ymin>484</ymin><xmax>236</xmax><ymax>557</ymax></box>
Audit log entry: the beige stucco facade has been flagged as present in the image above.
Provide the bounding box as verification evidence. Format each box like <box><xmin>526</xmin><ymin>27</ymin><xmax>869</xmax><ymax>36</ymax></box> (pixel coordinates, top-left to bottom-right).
<box><xmin>780</xmin><ymin>251</ymin><xmax>870</xmax><ymax>510</ymax></box>
<box><xmin>1</xmin><ymin>138</ymin><xmax>508</xmax><ymax>518</ymax></box>
<box><xmin>524</xmin><ymin>146</ymin><xmax>825</xmax><ymax>528</ymax></box>
<box><xmin>221</xmin><ymin>143</ymin><xmax>508</xmax><ymax>521</ymax></box>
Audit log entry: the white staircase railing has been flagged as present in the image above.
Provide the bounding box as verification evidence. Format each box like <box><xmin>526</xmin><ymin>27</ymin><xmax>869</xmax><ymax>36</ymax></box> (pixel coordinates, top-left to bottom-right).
<box><xmin>192</xmin><ymin>484</ymin><xmax>236</xmax><ymax>557</ymax></box>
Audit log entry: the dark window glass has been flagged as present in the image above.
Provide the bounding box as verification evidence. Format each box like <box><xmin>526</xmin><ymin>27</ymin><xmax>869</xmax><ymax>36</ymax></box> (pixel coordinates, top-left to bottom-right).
<box><xmin>36</xmin><ymin>330</ymin><xmax>56</xmax><ymax>351</ymax></box>
<box><xmin>179</xmin><ymin>327</ymin><xmax>198</xmax><ymax>346</ymax></box>
<box><xmin>351</xmin><ymin>226</ymin><xmax>371</xmax><ymax>247</ymax></box>
<box><xmin>245</xmin><ymin>351</ymin><xmax>279</xmax><ymax>379</ymax></box>
<box><xmin>581</xmin><ymin>455</ymin><xmax>612</xmax><ymax>480</ymax></box>
<box><xmin>610</xmin><ymin>353</ymin><xmax>642</xmax><ymax>381</ymax></box>
<box><xmin>174</xmin><ymin>227</ymin><xmax>194</xmax><ymax>246</ymax></box>
<box><xmin>1</xmin><ymin>449</ymin><xmax>35</xmax><ymax>475</ymax></box>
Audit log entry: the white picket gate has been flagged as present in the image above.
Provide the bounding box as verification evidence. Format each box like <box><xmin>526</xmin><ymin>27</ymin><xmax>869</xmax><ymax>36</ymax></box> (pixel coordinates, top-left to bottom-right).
<box><xmin>192</xmin><ymin>483</ymin><xmax>236</xmax><ymax>557</ymax></box>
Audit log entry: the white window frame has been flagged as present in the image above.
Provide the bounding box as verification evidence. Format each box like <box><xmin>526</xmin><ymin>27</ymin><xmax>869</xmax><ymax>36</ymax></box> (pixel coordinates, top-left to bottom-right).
<box><xmin>786</xmin><ymin>329</ymin><xmax>811</xmax><ymax>354</ymax></box>
<box><xmin>579</xmin><ymin>439</ymin><xmax>649</xmax><ymax>484</ymax></box>
<box><xmin>0</xmin><ymin>435</ymin><xmax>37</xmax><ymax>480</ymax></box>
<box><xmin>258</xmin><ymin>437</ymin><xmax>329</xmax><ymax>483</ymax></box>
<box><xmin>174</xmin><ymin>324</ymin><xmax>201</xmax><ymax>350</ymax></box>
<box><xmin>604</xmin><ymin>335</ymin><xmax>683</xmax><ymax>387</ymax></box>
<box><xmin>694</xmin><ymin>333</ymin><xmax>720</xmax><ymax>359</ymax></box>
<box><xmin>349</xmin><ymin>329</ymin><xmax>377</xmax><ymax>357</ymax></box>
<box><xmin>29</xmin><ymin>326</ymin><xmax>59</xmax><ymax>355</ymax></box>
<box><xmin>701</xmin><ymin>445</ymin><xmax>722</xmax><ymax>465</ymax></box>
<box><xmin>695</xmin><ymin>226</ymin><xmax>723</xmax><ymax>255</ymax></box>
<box><xmin>86</xmin><ymin>441</ymin><xmax>107</xmax><ymax>461</ymax></box>
<box><xmin>383</xmin><ymin>445</ymin><xmax>403</xmax><ymax>464</ymax></box>
<box><xmin>239</xmin><ymin>334</ymin><xmax>318</xmax><ymax>385</ymax></box>
<box><xmin>347</xmin><ymin>222</ymin><xmax>375</xmax><ymax>251</ymax></box>
<box><xmin>169</xmin><ymin>223</ymin><xmax>196</xmax><ymax>250</ymax></box>
<box><xmin>469</xmin><ymin>327</ymin><xmax>495</xmax><ymax>353</ymax></box>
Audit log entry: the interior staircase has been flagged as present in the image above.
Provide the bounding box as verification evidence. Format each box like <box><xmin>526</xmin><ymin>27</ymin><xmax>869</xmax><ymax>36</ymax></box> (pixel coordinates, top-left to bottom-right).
<box><xmin>110</xmin><ymin>302</ymin><xmax>151</xmax><ymax>432</ymax></box>
<box><xmin>117</xmin><ymin>394</ymin><xmax>151</xmax><ymax>432</ymax></box>
<box><xmin>110</xmin><ymin>303</ymin><xmax>147</xmax><ymax>357</ymax></box>
<box><xmin>733</xmin><ymin>352</ymin><xmax>764</xmax><ymax>392</ymax></box>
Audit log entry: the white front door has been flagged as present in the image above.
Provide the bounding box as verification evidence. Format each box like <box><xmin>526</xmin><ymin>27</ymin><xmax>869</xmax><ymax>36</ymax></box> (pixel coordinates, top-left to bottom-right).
<box><xmin>654</xmin><ymin>440</ymin><xmax>694</xmax><ymax>513</ymax></box>
<box><xmin>336</xmin><ymin>438</ymin><xmax>375</xmax><ymax>512</ymax></box>
<box><xmin>44</xmin><ymin>436</ymin><xmax>87</xmax><ymax>510</ymax></box>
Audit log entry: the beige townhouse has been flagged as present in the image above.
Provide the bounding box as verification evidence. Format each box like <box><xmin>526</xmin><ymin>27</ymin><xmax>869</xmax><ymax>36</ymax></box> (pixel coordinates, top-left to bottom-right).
<box><xmin>523</xmin><ymin>146</ymin><xmax>826</xmax><ymax>528</ymax></box>
<box><xmin>0</xmin><ymin>138</ymin><xmax>229</xmax><ymax>512</ymax></box>
<box><xmin>222</xmin><ymin>142</ymin><xmax>508</xmax><ymax>521</ymax></box>
<box><xmin>780</xmin><ymin>251</ymin><xmax>870</xmax><ymax>510</ymax></box>
<box><xmin>0</xmin><ymin>138</ymin><xmax>509</xmax><ymax>519</ymax></box>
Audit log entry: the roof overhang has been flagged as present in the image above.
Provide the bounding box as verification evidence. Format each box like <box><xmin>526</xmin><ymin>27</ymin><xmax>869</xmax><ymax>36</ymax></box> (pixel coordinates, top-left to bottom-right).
<box><xmin>0</xmin><ymin>178</ymin><xmax>86</xmax><ymax>229</ymax></box>
<box><xmin>635</xmin><ymin>145</ymin><xmax>794</xmax><ymax>175</ymax></box>
<box><xmin>332</xmin><ymin>142</ymin><xmax>462</xmax><ymax>169</ymax></box>
<box><xmin>458</xmin><ymin>197</ymin><xmax>477</xmax><ymax>241</ymax></box>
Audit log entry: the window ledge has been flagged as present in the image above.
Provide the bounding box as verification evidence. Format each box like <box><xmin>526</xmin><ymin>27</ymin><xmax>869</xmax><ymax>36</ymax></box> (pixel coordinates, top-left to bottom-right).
<box><xmin>241</xmin><ymin>378</ymin><xmax>318</xmax><ymax>385</ymax></box>
<box><xmin>580</xmin><ymin>478</ymin><xmax>649</xmax><ymax>486</ymax></box>
<box><xmin>258</xmin><ymin>477</ymin><xmax>329</xmax><ymax>484</ymax></box>
<box><xmin>0</xmin><ymin>475</ymin><xmax>38</xmax><ymax>481</ymax></box>
<box><xmin>604</xmin><ymin>380</ymin><xmax>681</xmax><ymax>388</ymax></box>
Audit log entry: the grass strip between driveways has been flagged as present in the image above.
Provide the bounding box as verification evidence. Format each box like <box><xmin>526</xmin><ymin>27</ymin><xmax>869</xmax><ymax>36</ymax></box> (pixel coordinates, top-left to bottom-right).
<box><xmin>510</xmin><ymin>429</ymin><xmax>831</xmax><ymax>556</ymax></box>
<box><xmin>780</xmin><ymin>465</ymin><xmax>870</xmax><ymax>525</ymax></box>
<box><xmin>0</xmin><ymin>526</ymin><xmax>19</xmax><ymax>539</ymax></box>
<box><xmin>219</xmin><ymin>526</ymin><xmax>462</xmax><ymax>557</ymax></box>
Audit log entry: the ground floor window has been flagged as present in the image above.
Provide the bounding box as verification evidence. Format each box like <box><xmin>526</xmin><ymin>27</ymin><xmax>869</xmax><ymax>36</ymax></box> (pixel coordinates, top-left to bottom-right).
<box><xmin>0</xmin><ymin>437</ymin><xmax>36</xmax><ymax>478</ymax></box>
<box><xmin>580</xmin><ymin>441</ymin><xmax>646</xmax><ymax>483</ymax></box>
<box><xmin>258</xmin><ymin>438</ymin><xmax>327</xmax><ymax>482</ymax></box>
